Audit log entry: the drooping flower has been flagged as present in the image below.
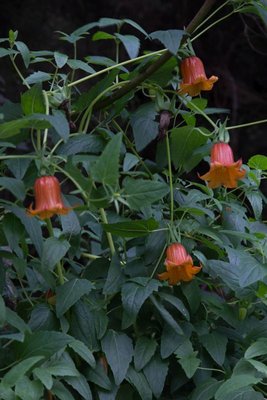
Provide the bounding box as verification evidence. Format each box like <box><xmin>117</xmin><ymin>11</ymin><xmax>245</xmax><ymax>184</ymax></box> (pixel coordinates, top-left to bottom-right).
<box><xmin>199</xmin><ymin>142</ymin><xmax>246</xmax><ymax>189</ymax></box>
<box><xmin>158</xmin><ymin>243</ymin><xmax>201</xmax><ymax>285</ymax></box>
<box><xmin>179</xmin><ymin>56</ymin><xmax>218</xmax><ymax>97</ymax></box>
<box><xmin>28</xmin><ymin>175</ymin><xmax>71</xmax><ymax>219</ymax></box>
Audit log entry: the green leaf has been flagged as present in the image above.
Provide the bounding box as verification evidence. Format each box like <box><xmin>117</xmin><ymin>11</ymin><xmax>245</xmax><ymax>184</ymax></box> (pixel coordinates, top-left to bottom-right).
<box><xmin>0</xmin><ymin>116</ymin><xmax>50</xmax><ymax>138</ymax></box>
<box><xmin>67</xmin><ymin>59</ymin><xmax>95</xmax><ymax>74</ymax></box>
<box><xmin>98</xmin><ymin>17</ymin><xmax>122</xmax><ymax>27</ymax></box>
<box><xmin>130</xmin><ymin>103</ymin><xmax>158</xmax><ymax>151</ymax></box>
<box><xmin>0</xmin><ymin>177</ymin><xmax>25</xmax><ymax>200</ymax></box>
<box><xmin>123</xmin><ymin>153</ymin><xmax>139</xmax><ymax>171</ymax></box>
<box><xmin>68</xmin><ymin>340</ymin><xmax>96</xmax><ymax>368</ymax></box>
<box><xmin>51</xmin><ymin>381</ymin><xmax>75</xmax><ymax>400</ymax></box>
<box><xmin>160</xmin><ymin>324</ymin><xmax>187</xmax><ymax>359</ymax></box>
<box><xmin>115</xmin><ymin>33</ymin><xmax>140</xmax><ymax>59</ymax></box>
<box><xmin>218</xmin><ymin>387</ymin><xmax>264</xmax><ymax>400</ymax></box>
<box><xmin>25</xmin><ymin>71</ymin><xmax>51</xmax><ymax>85</ymax></box>
<box><xmin>134</xmin><ymin>337</ymin><xmax>157</xmax><ymax>371</ymax></box>
<box><xmin>91</xmin><ymin>133</ymin><xmax>122</xmax><ymax>187</ymax></box>
<box><xmin>101</xmin><ymin>330</ymin><xmax>133</xmax><ymax>385</ymax></box>
<box><xmin>33</xmin><ymin>367</ymin><xmax>53</xmax><ymax>390</ymax></box>
<box><xmin>56</xmin><ymin>279</ymin><xmax>94</xmax><ymax>317</ymax></box>
<box><xmin>157</xmin><ymin>292</ymin><xmax>189</xmax><ymax>320</ymax></box>
<box><xmin>48</xmin><ymin>110</ymin><xmax>70</xmax><ymax>142</ymax></box>
<box><xmin>15</xmin><ymin>331</ymin><xmax>73</xmax><ymax>359</ymax></box>
<box><xmin>248</xmin><ymin>154</ymin><xmax>267</xmax><ymax>170</ymax></box>
<box><xmin>122</xmin><ymin>278</ymin><xmax>160</xmax><ymax>328</ymax></box>
<box><xmin>41</xmin><ymin>237</ymin><xmax>70</xmax><ymax>271</ymax></box>
<box><xmin>92</xmin><ymin>31</ymin><xmax>115</xmax><ymax>40</ymax></box>
<box><xmin>245</xmin><ymin>338</ymin><xmax>267</xmax><ymax>359</ymax></box>
<box><xmin>87</xmin><ymin>362</ymin><xmax>112</xmax><ymax>390</ymax></box>
<box><xmin>170</xmin><ymin>126</ymin><xmax>208</xmax><ymax>171</ymax></box>
<box><xmin>103</xmin><ymin>254</ymin><xmax>124</xmax><ymax>295</ymax></box>
<box><xmin>7</xmin><ymin>205</ymin><xmax>43</xmax><ymax>257</ymax></box>
<box><xmin>190</xmin><ymin>379</ymin><xmax>222</xmax><ymax>400</ymax></box>
<box><xmin>143</xmin><ymin>353</ymin><xmax>169</xmax><ymax>398</ymax></box>
<box><xmin>57</xmin><ymin>134</ymin><xmax>104</xmax><ymax>156</ymax></box>
<box><xmin>54</xmin><ymin>51</ymin><xmax>68</xmax><ymax>68</ymax></box>
<box><xmin>5</xmin><ymin>158</ymin><xmax>31</xmax><ymax>179</ymax></box>
<box><xmin>0</xmin><ymin>47</ymin><xmax>17</xmax><ymax>57</ymax></box>
<box><xmin>6</xmin><ymin>308</ymin><xmax>30</xmax><ymax>334</ymax></box>
<box><xmin>46</xmin><ymin>359</ymin><xmax>79</xmax><ymax>377</ymax></box>
<box><xmin>126</xmin><ymin>366</ymin><xmax>152</xmax><ymax>400</ymax></box>
<box><xmin>103</xmin><ymin>218</ymin><xmax>159</xmax><ymax>238</ymax></box>
<box><xmin>150</xmin><ymin>29</ymin><xmax>186</xmax><ymax>54</ymax></box>
<box><xmin>177</xmin><ymin>352</ymin><xmax>201</xmax><ymax>379</ymax></box>
<box><xmin>200</xmin><ymin>332</ymin><xmax>227</xmax><ymax>366</ymax></box>
<box><xmin>123</xmin><ymin>177</ymin><xmax>169</xmax><ymax>210</ymax></box>
<box><xmin>215</xmin><ymin>374</ymin><xmax>262</xmax><ymax>400</ymax></box>
<box><xmin>247</xmin><ymin>359</ymin><xmax>267</xmax><ymax>375</ymax></box>
<box><xmin>124</xmin><ymin>19</ymin><xmax>148</xmax><ymax>36</ymax></box>
<box><xmin>150</xmin><ymin>295</ymin><xmax>183</xmax><ymax>334</ymax></box>
<box><xmin>15</xmin><ymin>376</ymin><xmax>43</xmax><ymax>400</ymax></box>
<box><xmin>0</xmin><ymin>294</ymin><xmax>6</xmax><ymax>327</ymax></box>
<box><xmin>21</xmin><ymin>84</ymin><xmax>45</xmax><ymax>115</ymax></box>
<box><xmin>3</xmin><ymin>356</ymin><xmax>44</xmax><ymax>386</ymax></box>
<box><xmin>247</xmin><ymin>191</ymin><xmax>262</xmax><ymax>219</ymax></box>
<box><xmin>15</xmin><ymin>41</ymin><xmax>30</xmax><ymax>68</ymax></box>
<box><xmin>67</xmin><ymin>375</ymin><xmax>92</xmax><ymax>400</ymax></box>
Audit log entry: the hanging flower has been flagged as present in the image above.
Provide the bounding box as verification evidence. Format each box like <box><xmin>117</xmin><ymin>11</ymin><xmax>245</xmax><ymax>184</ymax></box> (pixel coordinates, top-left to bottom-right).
<box><xmin>199</xmin><ymin>142</ymin><xmax>246</xmax><ymax>189</ymax></box>
<box><xmin>158</xmin><ymin>243</ymin><xmax>201</xmax><ymax>285</ymax></box>
<box><xmin>179</xmin><ymin>56</ymin><xmax>218</xmax><ymax>97</ymax></box>
<box><xmin>28</xmin><ymin>176</ymin><xmax>71</xmax><ymax>219</ymax></box>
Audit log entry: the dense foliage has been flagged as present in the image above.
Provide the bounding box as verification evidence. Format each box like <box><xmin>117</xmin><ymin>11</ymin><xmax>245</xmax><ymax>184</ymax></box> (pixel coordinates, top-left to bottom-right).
<box><xmin>1</xmin><ymin>1</ymin><xmax>267</xmax><ymax>399</ymax></box>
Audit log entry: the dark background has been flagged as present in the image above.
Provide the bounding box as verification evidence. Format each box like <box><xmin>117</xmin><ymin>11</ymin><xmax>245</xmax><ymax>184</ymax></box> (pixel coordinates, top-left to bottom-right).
<box><xmin>1</xmin><ymin>0</ymin><xmax>267</xmax><ymax>161</ymax></box>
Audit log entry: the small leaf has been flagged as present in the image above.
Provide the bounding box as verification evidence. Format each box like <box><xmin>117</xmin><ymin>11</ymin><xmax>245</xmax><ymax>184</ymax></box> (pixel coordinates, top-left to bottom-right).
<box><xmin>67</xmin><ymin>59</ymin><xmax>95</xmax><ymax>74</ymax></box>
<box><xmin>91</xmin><ymin>133</ymin><xmax>122</xmax><ymax>187</ymax></box>
<box><xmin>54</xmin><ymin>51</ymin><xmax>68</xmax><ymax>68</ymax></box>
<box><xmin>15</xmin><ymin>41</ymin><xmax>30</xmax><ymax>68</ymax></box>
<box><xmin>56</xmin><ymin>279</ymin><xmax>94</xmax><ymax>317</ymax></box>
<box><xmin>177</xmin><ymin>352</ymin><xmax>201</xmax><ymax>379</ymax></box>
<box><xmin>103</xmin><ymin>218</ymin><xmax>159</xmax><ymax>238</ymax></box>
<box><xmin>92</xmin><ymin>31</ymin><xmax>115</xmax><ymax>41</ymax></box>
<box><xmin>101</xmin><ymin>330</ymin><xmax>133</xmax><ymax>385</ymax></box>
<box><xmin>248</xmin><ymin>154</ymin><xmax>267</xmax><ymax>170</ymax></box>
<box><xmin>150</xmin><ymin>29</ymin><xmax>186</xmax><ymax>54</ymax></box>
<box><xmin>115</xmin><ymin>33</ymin><xmax>140</xmax><ymax>59</ymax></box>
<box><xmin>25</xmin><ymin>71</ymin><xmax>51</xmax><ymax>85</ymax></box>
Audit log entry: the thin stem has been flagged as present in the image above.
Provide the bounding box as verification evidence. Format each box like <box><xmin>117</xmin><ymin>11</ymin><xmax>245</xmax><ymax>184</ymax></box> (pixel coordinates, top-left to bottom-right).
<box><xmin>10</xmin><ymin>55</ymin><xmax>30</xmax><ymax>89</ymax></box>
<box><xmin>166</xmin><ymin>133</ymin><xmax>174</xmax><ymax>224</ymax></box>
<box><xmin>18</xmin><ymin>277</ymin><xmax>34</xmax><ymax>307</ymax></box>
<box><xmin>227</xmin><ymin>118</ymin><xmax>267</xmax><ymax>130</ymax></box>
<box><xmin>197</xmin><ymin>366</ymin><xmax>226</xmax><ymax>374</ymax></box>
<box><xmin>67</xmin><ymin>49</ymin><xmax>166</xmax><ymax>88</ymax></box>
<box><xmin>42</xmin><ymin>90</ymin><xmax>50</xmax><ymax>150</ymax></box>
<box><xmin>99</xmin><ymin>208</ymin><xmax>115</xmax><ymax>255</ymax></box>
<box><xmin>150</xmin><ymin>244</ymin><xmax>167</xmax><ymax>278</ymax></box>
<box><xmin>186</xmin><ymin>99</ymin><xmax>218</xmax><ymax>130</ymax></box>
<box><xmin>192</xmin><ymin>0</ymin><xmax>231</xmax><ymax>33</ymax></box>
<box><xmin>46</xmin><ymin>218</ymin><xmax>65</xmax><ymax>285</ymax></box>
<box><xmin>0</xmin><ymin>155</ymin><xmax>37</xmax><ymax>160</ymax></box>
<box><xmin>52</xmin><ymin>163</ymin><xmax>89</xmax><ymax>202</ymax></box>
<box><xmin>81</xmin><ymin>252</ymin><xmax>101</xmax><ymax>260</ymax></box>
<box><xmin>36</xmin><ymin>129</ymin><xmax>41</xmax><ymax>152</ymax></box>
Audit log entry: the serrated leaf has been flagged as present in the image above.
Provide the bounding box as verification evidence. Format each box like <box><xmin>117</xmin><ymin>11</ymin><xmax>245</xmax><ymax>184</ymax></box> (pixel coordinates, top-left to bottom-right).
<box><xmin>248</xmin><ymin>154</ymin><xmax>267</xmax><ymax>170</ymax></box>
<box><xmin>5</xmin><ymin>157</ymin><xmax>31</xmax><ymax>180</ymax></box>
<box><xmin>130</xmin><ymin>103</ymin><xmax>158</xmax><ymax>151</ymax></box>
<box><xmin>143</xmin><ymin>353</ymin><xmax>169</xmax><ymax>398</ymax></box>
<box><xmin>150</xmin><ymin>29</ymin><xmax>186</xmax><ymax>54</ymax></box>
<box><xmin>101</xmin><ymin>330</ymin><xmax>133</xmax><ymax>385</ymax></box>
<box><xmin>123</xmin><ymin>177</ymin><xmax>169</xmax><ymax>210</ymax></box>
<box><xmin>91</xmin><ymin>133</ymin><xmax>122</xmax><ymax>187</ymax></box>
<box><xmin>122</xmin><ymin>278</ymin><xmax>160</xmax><ymax>328</ymax></box>
<box><xmin>21</xmin><ymin>84</ymin><xmax>45</xmax><ymax>115</ymax></box>
<box><xmin>115</xmin><ymin>33</ymin><xmax>140</xmax><ymax>59</ymax></box>
<box><xmin>134</xmin><ymin>337</ymin><xmax>157</xmax><ymax>371</ymax></box>
<box><xmin>200</xmin><ymin>332</ymin><xmax>227</xmax><ymax>366</ymax></box>
<box><xmin>54</xmin><ymin>51</ymin><xmax>68</xmax><ymax>68</ymax></box>
<box><xmin>56</xmin><ymin>279</ymin><xmax>94</xmax><ymax>317</ymax></box>
<box><xmin>178</xmin><ymin>352</ymin><xmax>200</xmax><ymax>379</ymax></box>
<box><xmin>103</xmin><ymin>218</ymin><xmax>159</xmax><ymax>238</ymax></box>
<box><xmin>41</xmin><ymin>237</ymin><xmax>70</xmax><ymax>271</ymax></box>
<box><xmin>57</xmin><ymin>134</ymin><xmax>104</xmax><ymax>155</ymax></box>
<box><xmin>126</xmin><ymin>366</ymin><xmax>152</xmax><ymax>400</ymax></box>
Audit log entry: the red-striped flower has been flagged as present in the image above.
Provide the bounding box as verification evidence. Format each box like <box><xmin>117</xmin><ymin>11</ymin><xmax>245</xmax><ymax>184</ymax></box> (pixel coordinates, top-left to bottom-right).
<box><xmin>28</xmin><ymin>176</ymin><xmax>71</xmax><ymax>219</ymax></box>
<box><xmin>179</xmin><ymin>56</ymin><xmax>218</xmax><ymax>97</ymax></box>
<box><xmin>158</xmin><ymin>243</ymin><xmax>201</xmax><ymax>285</ymax></box>
<box><xmin>199</xmin><ymin>142</ymin><xmax>246</xmax><ymax>189</ymax></box>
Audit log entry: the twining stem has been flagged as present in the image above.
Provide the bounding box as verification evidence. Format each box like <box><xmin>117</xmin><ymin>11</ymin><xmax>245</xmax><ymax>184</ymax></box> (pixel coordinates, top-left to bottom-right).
<box><xmin>186</xmin><ymin>100</ymin><xmax>218</xmax><ymax>131</ymax></box>
<box><xmin>192</xmin><ymin>0</ymin><xmax>231</xmax><ymax>33</ymax></box>
<box><xmin>46</xmin><ymin>218</ymin><xmax>65</xmax><ymax>285</ymax></box>
<box><xmin>99</xmin><ymin>208</ymin><xmax>115</xmax><ymax>255</ymax></box>
<box><xmin>166</xmin><ymin>132</ymin><xmax>174</xmax><ymax>224</ymax></box>
<box><xmin>227</xmin><ymin>118</ymin><xmax>267</xmax><ymax>130</ymax></box>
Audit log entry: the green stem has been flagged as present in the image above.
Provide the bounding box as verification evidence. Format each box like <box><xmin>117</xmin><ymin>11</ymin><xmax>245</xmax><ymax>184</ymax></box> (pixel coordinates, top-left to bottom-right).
<box><xmin>36</xmin><ymin>129</ymin><xmax>41</xmax><ymax>152</ymax></box>
<box><xmin>10</xmin><ymin>55</ymin><xmax>30</xmax><ymax>89</ymax></box>
<box><xmin>150</xmin><ymin>244</ymin><xmax>167</xmax><ymax>278</ymax></box>
<box><xmin>82</xmin><ymin>252</ymin><xmax>101</xmax><ymax>260</ymax></box>
<box><xmin>192</xmin><ymin>0</ymin><xmax>231</xmax><ymax>33</ymax></box>
<box><xmin>227</xmin><ymin>118</ymin><xmax>267</xmax><ymax>130</ymax></box>
<box><xmin>186</xmin><ymin>100</ymin><xmax>218</xmax><ymax>131</ymax></box>
<box><xmin>0</xmin><ymin>155</ymin><xmax>37</xmax><ymax>160</ymax></box>
<box><xmin>166</xmin><ymin>133</ymin><xmax>174</xmax><ymax>224</ymax></box>
<box><xmin>99</xmin><ymin>208</ymin><xmax>115</xmax><ymax>255</ymax></box>
<box><xmin>42</xmin><ymin>90</ymin><xmax>50</xmax><ymax>150</ymax></box>
<box><xmin>52</xmin><ymin>163</ymin><xmax>89</xmax><ymax>202</ymax></box>
<box><xmin>46</xmin><ymin>218</ymin><xmax>65</xmax><ymax>285</ymax></box>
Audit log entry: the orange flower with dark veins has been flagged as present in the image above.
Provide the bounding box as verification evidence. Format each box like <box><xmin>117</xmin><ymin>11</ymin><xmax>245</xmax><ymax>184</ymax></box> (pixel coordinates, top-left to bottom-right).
<box><xmin>199</xmin><ymin>142</ymin><xmax>246</xmax><ymax>189</ymax></box>
<box><xmin>28</xmin><ymin>176</ymin><xmax>71</xmax><ymax>219</ymax></box>
<box><xmin>179</xmin><ymin>56</ymin><xmax>218</xmax><ymax>97</ymax></box>
<box><xmin>158</xmin><ymin>243</ymin><xmax>201</xmax><ymax>285</ymax></box>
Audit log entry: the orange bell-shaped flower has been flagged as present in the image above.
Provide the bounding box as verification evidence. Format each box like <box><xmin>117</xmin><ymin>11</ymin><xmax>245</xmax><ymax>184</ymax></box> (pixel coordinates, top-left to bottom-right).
<box><xmin>179</xmin><ymin>56</ymin><xmax>218</xmax><ymax>97</ymax></box>
<box><xmin>28</xmin><ymin>175</ymin><xmax>71</xmax><ymax>219</ymax></box>
<box><xmin>158</xmin><ymin>243</ymin><xmax>201</xmax><ymax>285</ymax></box>
<box><xmin>199</xmin><ymin>142</ymin><xmax>246</xmax><ymax>189</ymax></box>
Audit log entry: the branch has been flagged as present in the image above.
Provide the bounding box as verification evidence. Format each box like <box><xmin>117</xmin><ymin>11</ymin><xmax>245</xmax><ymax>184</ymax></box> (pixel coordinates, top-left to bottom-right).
<box><xmin>94</xmin><ymin>0</ymin><xmax>217</xmax><ymax>110</ymax></box>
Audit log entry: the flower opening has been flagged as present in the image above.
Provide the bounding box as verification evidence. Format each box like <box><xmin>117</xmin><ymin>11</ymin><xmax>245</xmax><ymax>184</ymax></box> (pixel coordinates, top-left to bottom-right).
<box><xmin>199</xmin><ymin>142</ymin><xmax>246</xmax><ymax>189</ymax></box>
<box><xmin>158</xmin><ymin>243</ymin><xmax>201</xmax><ymax>285</ymax></box>
<box><xmin>179</xmin><ymin>56</ymin><xmax>218</xmax><ymax>97</ymax></box>
<box><xmin>28</xmin><ymin>175</ymin><xmax>71</xmax><ymax>219</ymax></box>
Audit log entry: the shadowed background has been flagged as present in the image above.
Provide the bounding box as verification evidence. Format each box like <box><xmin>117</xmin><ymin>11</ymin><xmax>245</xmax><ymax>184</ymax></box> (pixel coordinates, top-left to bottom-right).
<box><xmin>1</xmin><ymin>0</ymin><xmax>267</xmax><ymax>161</ymax></box>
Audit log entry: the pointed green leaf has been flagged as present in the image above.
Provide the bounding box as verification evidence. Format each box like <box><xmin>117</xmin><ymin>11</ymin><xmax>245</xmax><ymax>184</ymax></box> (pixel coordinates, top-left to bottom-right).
<box><xmin>56</xmin><ymin>279</ymin><xmax>94</xmax><ymax>317</ymax></box>
<box><xmin>150</xmin><ymin>29</ymin><xmax>186</xmax><ymax>54</ymax></box>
